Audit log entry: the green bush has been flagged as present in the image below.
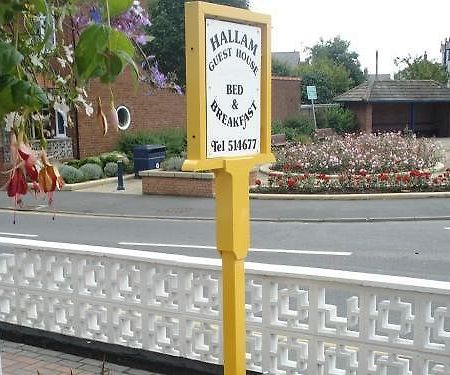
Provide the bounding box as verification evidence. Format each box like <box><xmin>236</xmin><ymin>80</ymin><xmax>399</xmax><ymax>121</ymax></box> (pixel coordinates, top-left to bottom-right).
<box><xmin>99</xmin><ymin>151</ymin><xmax>129</xmax><ymax>165</ymax></box>
<box><xmin>103</xmin><ymin>162</ymin><xmax>118</xmax><ymax>177</ymax></box>
<box><xmin>162</xmin><ymin>155</ymin><xmax>185</xmax><ymax>171</ymax></box>
<box><xmin>271</xmin><ymin>120</ymin><xmax>284</xmax><ymax>135</ymax></box>
<box><xmin>66</xmin><ymin>159</ymin><xmax>83</xmax><ymax>168</ymax></box>
<box><xmin>59</xmin><ymin>164</ymin><xmax>86</xmax><ymax>184</ymax></box>
<box><xmin>82</xmin><ymin>156</ymin><xmax>102</xmax><ymax>167</ymax></box>
<box><xmin>117</xmin><ymin>128</ymin><xmax>186</xmax><ymax>159</ymax></box>
<box><xmin>324</xmin><ymin>107</ymin><xmax>357</xmax><ymax>134</ymax></box>
<box><xmin>283</xmin><ymin>114</ymin><xmax>315</xmax><ymax>137</ymax></box>
<box><xmin>79</xmin><ymin>163</ymin><xmax>103</xmax><ymax>180</ymax></box>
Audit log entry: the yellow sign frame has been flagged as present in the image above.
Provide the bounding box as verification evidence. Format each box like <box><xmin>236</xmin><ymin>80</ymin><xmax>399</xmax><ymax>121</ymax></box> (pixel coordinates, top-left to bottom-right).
<box><xmin>183</xmin><ymin>3</ymin><xmax>274</xmax><ymax>374</ymax></box>
<box><xmin>183</xmin><ymin>1</ymin><xmax>274</xmax><ymax>172</ymax></box>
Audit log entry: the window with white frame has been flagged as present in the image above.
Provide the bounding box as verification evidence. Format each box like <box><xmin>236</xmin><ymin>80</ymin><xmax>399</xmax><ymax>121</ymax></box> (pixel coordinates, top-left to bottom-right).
<box><xmin>55</xmin><ymin>109</ymin><xmax>67</xmax><ymax>138</ymax></box>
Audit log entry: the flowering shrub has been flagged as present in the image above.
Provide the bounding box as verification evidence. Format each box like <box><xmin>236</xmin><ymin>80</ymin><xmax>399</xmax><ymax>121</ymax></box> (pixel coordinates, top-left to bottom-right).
<box><xmin>252</xmin><ymin>169</ymin><xmax>450</xmax><ymax>194</ymax></box>
<box><xmin>273</xmin><ymin>133</ymin><xmax>445</xmax><ymax>174</ymax></box>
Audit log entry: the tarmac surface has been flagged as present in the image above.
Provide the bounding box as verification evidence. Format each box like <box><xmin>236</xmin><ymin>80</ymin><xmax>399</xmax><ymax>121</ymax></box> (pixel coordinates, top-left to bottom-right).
<box><xmin>0</xmin><ymin>340</ymin><xmax>160</xmax><ymax>375</ymax></box>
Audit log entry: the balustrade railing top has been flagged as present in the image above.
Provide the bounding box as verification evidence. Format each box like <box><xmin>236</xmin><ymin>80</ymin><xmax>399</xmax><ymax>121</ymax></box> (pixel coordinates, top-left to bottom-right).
<box><xmin>0</xmin><ymin>237</ymin><xmax>449</xmax><ymax>374</ymax></box>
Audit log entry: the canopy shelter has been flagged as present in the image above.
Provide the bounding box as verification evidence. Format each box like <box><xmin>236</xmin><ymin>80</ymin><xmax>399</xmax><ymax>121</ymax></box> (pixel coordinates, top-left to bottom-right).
<box><xmin>334</xmin><ymin>80</ymin><xmax>450</xmax><ymax>136</ymax></box>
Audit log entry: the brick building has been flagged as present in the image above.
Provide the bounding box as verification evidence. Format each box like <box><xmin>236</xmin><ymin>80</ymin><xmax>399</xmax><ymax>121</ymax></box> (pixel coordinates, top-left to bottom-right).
<box><xmin>334</xmin><ymin>80</ymin><xmax>450</xmax><ymax>136</ymax></box>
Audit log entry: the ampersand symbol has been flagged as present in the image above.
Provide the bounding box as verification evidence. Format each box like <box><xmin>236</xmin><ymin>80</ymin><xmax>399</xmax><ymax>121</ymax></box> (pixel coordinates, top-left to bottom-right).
<box><xmin>232</xmin><ymin>99</ymin><xmax>238</xmax><ymax>110</ymax></box>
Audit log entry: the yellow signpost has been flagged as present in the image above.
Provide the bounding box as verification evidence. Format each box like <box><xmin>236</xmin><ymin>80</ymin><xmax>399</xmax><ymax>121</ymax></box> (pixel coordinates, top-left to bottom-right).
<box><xmin>183</xmin><ymin>2</ymin><xmax>273</xmax><ymax>374</ymax></box>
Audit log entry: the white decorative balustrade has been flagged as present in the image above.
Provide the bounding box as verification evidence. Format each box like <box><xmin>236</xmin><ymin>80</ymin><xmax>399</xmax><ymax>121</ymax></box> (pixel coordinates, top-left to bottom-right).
<box><xmin>2</xmin><ymin>133</ymin><xmax>73</xmax><ymax>163</ymax></box>
<box><xmin>0</xmin><ymin>238</ymin><xmax>449</xmax><ymax>374</ymax></box>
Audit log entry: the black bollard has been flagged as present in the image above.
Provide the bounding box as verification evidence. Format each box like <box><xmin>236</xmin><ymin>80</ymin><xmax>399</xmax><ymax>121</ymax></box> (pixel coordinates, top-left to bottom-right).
<box><xmin>117</xmin><ymin>160</ymin><xmax>125</xmax><ymax>191</ymax></box>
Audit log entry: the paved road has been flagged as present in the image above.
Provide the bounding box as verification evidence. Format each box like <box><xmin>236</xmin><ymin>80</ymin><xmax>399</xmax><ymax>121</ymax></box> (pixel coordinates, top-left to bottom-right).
<box><xmin>1</xmin><ymin>191</ymin><xmax>450</xmax><ymax>222</ymax></box>
<box><xmin>1</xmin><ymin>206</ymin><xmax>450</xmax><ymax>281</ymax></box>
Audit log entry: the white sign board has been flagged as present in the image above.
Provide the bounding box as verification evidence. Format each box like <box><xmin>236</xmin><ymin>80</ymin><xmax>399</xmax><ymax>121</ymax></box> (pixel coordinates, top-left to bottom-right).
<box><xmin>205</xmin><ymin>19</ymin><xmax>261</xmax><ymax>158</ymax></box>
<box><xmin>307</xmin><ymin>85</ymin><xmax>317</xmax><ymax>100</ymax></box>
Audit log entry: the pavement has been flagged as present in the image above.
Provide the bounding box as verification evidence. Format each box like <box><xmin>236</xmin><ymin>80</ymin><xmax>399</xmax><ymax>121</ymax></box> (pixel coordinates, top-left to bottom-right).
<box><xmin>0</xmin><ymin>340</ymin><xmax>160</xmax><ymax>375</ymax></box>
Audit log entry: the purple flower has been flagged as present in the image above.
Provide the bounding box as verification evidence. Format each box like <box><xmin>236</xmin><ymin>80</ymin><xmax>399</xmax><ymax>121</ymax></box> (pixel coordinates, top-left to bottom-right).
<box><xmin>90</xmin><ymin>7</ymin><xmax>102</xmax><ymax>24</ymax></box>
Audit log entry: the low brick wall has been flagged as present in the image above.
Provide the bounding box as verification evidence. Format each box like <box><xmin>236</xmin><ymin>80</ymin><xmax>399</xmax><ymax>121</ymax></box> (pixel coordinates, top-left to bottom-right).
<box><xmin>141</xmin><ymin>170</ymin><xmax>257</xmax><ymax>197</ymax></box>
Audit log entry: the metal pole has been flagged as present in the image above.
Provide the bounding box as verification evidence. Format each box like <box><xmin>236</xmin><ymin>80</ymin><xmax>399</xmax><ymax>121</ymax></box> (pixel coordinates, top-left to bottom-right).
<box><xmin>215</xmin><ymin>160</ymin><xmax>252</xmax><ymax>375</ymax></box>
<box><xmin>117</xmin><ymin>160</ymin><xmax>125</xmax><ymax>191</ymax></box>
<box><xmin>312</xmin><ymin>99</ymin><xmax>317</xmax><ymax>129</ymax></box>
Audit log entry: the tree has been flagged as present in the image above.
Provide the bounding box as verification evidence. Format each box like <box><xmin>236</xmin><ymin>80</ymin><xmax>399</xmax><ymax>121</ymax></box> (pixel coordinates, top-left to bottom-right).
<box><xmin>297</xmin><ymin>58</ymin><xmax>352</xmax><ymax>103</ymax></box>
<box><xmin>308</xmin><ymin>36</ymin><xmax>365</xmax><ymax>86</ymax></box>
<box><xmin>0</xmin><ymin>0</ymin><xmax>170</xmax><ymax>201</ymax></box>
<box><xmin>146</xmin><ymin>0</ymin><xmax>249</xmax><ymax>87</ymax></box>
<box><xmin>272</xmin><ymin>59</ymin><xmax>296</xmax><ymax>77</ymax></box>
<box><xmin>394</xmin><ymin>55</ymin><xmax>449</xmax><ymax>83</ymax></box>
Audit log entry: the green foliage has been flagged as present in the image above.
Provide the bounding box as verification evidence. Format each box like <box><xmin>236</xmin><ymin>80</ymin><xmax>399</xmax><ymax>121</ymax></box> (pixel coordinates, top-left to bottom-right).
<box><xmin>297</xmin><ymin>58</ymin><xmax>352</xmax><ymax>103</ymax></box>
<box><xmin>117</xmin><ymin>128</ymin><xmax>186</xmax><ymax>158</ymax></box>
<box><xmin>162</xmin><ymin>155</ymin><xmax>186</xmax><ymax>171</ymax></box>
<box><xmin>79</xmin><ymin>163</ymin><xmax>104</xmax><ymax>180</ymax></box>
<box><xmin>272</xmin><ymin>59</ymin><xmax>296</xmax><ymax>77</ymax></box>
<box><xmin>271</xmin><ymin>106</ymin><xmax>356</xmax><ymax>142</ymax></box>
<box><xmin>271</xmin><ymin>118</ymin><xmax>312</xmax><ymax>143</ymax></box>
<box><xmin>59</xmin><ymin>165</ymin><xmax>86</xmax><ymax>184</ymax></box>
<box><xmin>323</xmin><ymin>106</ymin><xmax>357</xmax><ymax>134</ymax></box>
<box><xmin>145</xmin><ymin>0</ymin><xmax>249</xmax><ymax>87</ymax></box>
<box><xmin>103</xmin><ymin>161</ymin><xmax>119</xmax><ymax>177</ymax></box>
<box><xmin>75</xmin><ymin>24</ymin><xmax>137</xmax><ymax>84</ymax></box>
<box><xmin>66</xmin><ymin>159</ymin><xmax>83</xmax><ymax>169</ymax></box>
<box><xmin>308</xmin><ymin>36</ymin><xmax>365</xmax><ymax>86</ymax></box>
<box><xmin>0</xmin><ymin>40</ymin><xmax>48</xmax><ymax>117</ymax></box>
<box><xmin>394</xmin><ymin>55</ymin><xmax>449</xmax><ymax>83</ymax></box>
<box><xmin>83</xmin><ymin>156</ymin><xmax>103</xmax><ymax>167</ymax></box>
<box><xmin>107</xmin><ymin>0</ymin><xmax>134</xmax><ymax>17</ymax></box>
<box><xmin>99</xmin><ymin>151</ymin><xmax>129</xmax><ymax>165</ymax></box>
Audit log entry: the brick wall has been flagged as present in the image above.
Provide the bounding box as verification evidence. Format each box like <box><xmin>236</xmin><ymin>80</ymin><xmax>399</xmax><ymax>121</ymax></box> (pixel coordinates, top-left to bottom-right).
<box><xmin>142</xmin><ymin>175</ymin><xmax>215</xmax><ymax>197</ymax></box>
<box><xmin>141</xmin><ymin>170</ymin><xmax>257</xmax><ymax>197</ymax></box>
<box><xmin>271</xmin><ymin>77</ymin><xmax>301</xmax><ymax>122</ymax></box>
<box><xmin>348</xmin><ymin>103</ymin><xmax>372</xmax><ymax>133</ymax></box>
<box><xmin>76</xmin><ymin>68</ymin><xmax>186</xmax><ymax>158</ymax></box>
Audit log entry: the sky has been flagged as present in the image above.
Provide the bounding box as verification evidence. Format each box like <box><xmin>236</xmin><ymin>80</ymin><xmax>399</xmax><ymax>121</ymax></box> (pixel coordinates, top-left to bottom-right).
<box><xmin>249</xmin><ymin>0</ymin><xmax>450</xmax><ymax>76</ymax></box>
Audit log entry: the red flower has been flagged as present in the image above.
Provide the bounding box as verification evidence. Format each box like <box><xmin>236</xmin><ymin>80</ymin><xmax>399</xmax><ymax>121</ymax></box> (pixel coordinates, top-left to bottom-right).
<box><xmin>283</xmin><ymin>163</ymin><xmax>291</xmax><ymax>172</ymax></box>
<box><xmin>378</xmin><ymin>173</ymin><xmax>389</xmax><ymax>182</ymax></box>
<box><xmin>287</xmin><ymin>177</ymin><xmax>296</xmax><ymax>188</ymax></box>
<box><xmin>255</xmin><ymin>179</ymin><xmax>261</xmax><ymax>186</ymax></box>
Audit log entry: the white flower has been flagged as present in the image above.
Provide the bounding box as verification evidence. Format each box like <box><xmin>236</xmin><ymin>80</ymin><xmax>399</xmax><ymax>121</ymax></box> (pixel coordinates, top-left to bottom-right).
<box><xmin>57</xmin><ymin>57</ymin><xmax>66</xmax><ymax>68</ymax></box>
<box><xmin>54</xmin><ymin>99</ymin><xmax>70</xmax><ymax>116</ymax></box>
<box><xmin>63</xmin><ymin>45</ymin><xmax>74</xmax><ymax>63</ymax></box>
<box><xmin>56</xmin><ymin>75</ymin><xmax>66</xmax><ymax>85</ymax></box>
<box><xmin>4</xmin><ymin>112</ymin><xmax>21</xmax><ymax>131</ymax></box>
<box><xmin>84</xmin><ymin>102</ymin><xmax>94</xmax><ymax>116</ymax></box>
<box><xmin>75</xmin><ymin>93</ymin><xmax>93</xmax><ymax>116</ymax></box>
<box><xmin>30</xmin><ymin>53</ymin><xmax>43</xmax><ymax>68</ymax></box>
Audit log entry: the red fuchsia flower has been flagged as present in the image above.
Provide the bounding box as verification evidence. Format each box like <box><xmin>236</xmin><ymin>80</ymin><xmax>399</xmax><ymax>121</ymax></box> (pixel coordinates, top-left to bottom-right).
<box><xmin>410</xmin><ymin>170</ymin><xmax>421</xmax><ymax>178</ymax></box>
<box><xmin>255</xmin><ymin>179</ymin><xmax>261</xmax><ymax>186</ymax></box>
<box><xmin>396</xmin><ymin>174</ymin><xmax>402</xmax><ymax>182</ymax></box>
<box><xmin>287</xmin><ymin>178</ymin><xmax>296</xmax><ymax>188</ymax></box>
<box><xmin>358</xmin><ymin>169</ymin><xmax>367</xmax><ymax>176</ymax></box>
<box><xmin>402</xmin><ymin>175</ymin><xmax>410</xmax><ymax>183</ymax></box>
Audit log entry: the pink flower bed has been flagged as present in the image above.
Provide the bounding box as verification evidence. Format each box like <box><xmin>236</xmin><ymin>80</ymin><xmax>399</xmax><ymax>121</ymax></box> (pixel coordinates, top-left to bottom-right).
<box><xmin>273</xmin><ymin>133</ymin><xmax>444</xmax><ymax>175</ymax></box>
<box><xmin>252</xmin><ymin>133</ymin><xmax>449</xmax><ymax>194</ymax></box>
